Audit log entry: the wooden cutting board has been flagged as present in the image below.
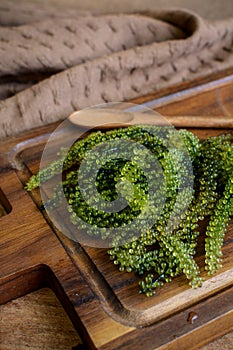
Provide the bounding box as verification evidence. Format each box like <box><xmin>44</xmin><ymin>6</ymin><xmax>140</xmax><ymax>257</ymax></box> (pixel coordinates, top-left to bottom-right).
<box><xmin>0</xmin><ymin>69</ymin><xmax>233</xmax><ymax>350</ymax></box>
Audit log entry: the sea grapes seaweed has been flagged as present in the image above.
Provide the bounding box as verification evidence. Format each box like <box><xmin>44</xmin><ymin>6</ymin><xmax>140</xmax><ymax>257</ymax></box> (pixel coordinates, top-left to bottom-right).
<box><xmin>26</xmin><ymin>126</ymin><xmax>233</xmax><ymax>296</ymax></box>
<box><xmin>205</xmin><ymin>137</ymin><xmax>233</xmax><ymax>274</ymax></box>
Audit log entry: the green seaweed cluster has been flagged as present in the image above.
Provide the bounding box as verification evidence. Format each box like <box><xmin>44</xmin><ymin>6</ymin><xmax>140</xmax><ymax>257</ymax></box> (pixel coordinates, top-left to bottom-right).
<box><xmin>26</xmin><ymin>126</ymin><xmax>233</xmax><ymax>296</ymax></box>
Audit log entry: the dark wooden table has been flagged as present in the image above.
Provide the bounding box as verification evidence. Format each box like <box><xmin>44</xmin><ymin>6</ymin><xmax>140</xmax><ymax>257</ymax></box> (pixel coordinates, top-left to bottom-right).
<box><xmin>0</xmin><ymin>69</ymin><xmax>232</xmax><ymax>350</ymax></box>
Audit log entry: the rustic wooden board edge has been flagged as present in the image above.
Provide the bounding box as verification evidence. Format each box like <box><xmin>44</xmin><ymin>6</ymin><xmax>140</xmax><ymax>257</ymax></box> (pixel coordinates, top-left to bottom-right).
<box><xmin>0</xmin><ymin>265</ymin><xmax>46</xmax><ymax>305</ymax></box>
<box><xmin>97</xmin><ymin>285</ymin><xmax>233</xmax><ymax>350</ymax></box>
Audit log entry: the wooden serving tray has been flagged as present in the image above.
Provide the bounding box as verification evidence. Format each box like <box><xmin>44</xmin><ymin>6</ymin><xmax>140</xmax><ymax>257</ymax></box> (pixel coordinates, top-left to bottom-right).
<box><xmin>0</xmin><ymin>70</ymin><xmax>233</xmax><ymax>350</ymax></box>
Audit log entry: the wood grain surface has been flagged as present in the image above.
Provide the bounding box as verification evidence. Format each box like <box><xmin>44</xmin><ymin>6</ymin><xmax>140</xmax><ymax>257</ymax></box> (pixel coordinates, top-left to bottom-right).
<box><xmin>0</xmin><ymin>288</ymin><xmax>82</xmax><ymax>350</ymax></box>
<box><xmin>0</xmin><ymin>69</ymin><xmax>232</xmax><ymax>350</ymax></box>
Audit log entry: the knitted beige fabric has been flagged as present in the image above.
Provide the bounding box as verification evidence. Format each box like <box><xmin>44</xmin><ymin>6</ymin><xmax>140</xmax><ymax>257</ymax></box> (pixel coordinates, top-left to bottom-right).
<box><xmin>0</xmin><ymin>5</ymin><xmax>233</xmax><ymax>138</ymax></box>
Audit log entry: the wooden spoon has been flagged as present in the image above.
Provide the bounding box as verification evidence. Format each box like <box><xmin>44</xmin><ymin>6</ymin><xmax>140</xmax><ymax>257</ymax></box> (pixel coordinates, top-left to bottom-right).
<box><xmin>69</xmin><ymin>109</ymin><xmax>233</xmax><ymax>129</ymax></box>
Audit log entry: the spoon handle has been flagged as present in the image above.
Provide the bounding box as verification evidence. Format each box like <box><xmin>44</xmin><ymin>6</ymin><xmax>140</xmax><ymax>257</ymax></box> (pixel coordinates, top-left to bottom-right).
<box><xmin>132</xmin><ymin>115</ymin><xmax>233</xmax><ymax>129</ymax></box>
<box><xmin>69</xmin><ymin>110</ymin><xmax>233</xmax><ymax>129</ymax></box>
